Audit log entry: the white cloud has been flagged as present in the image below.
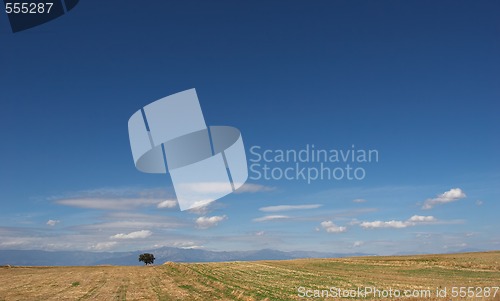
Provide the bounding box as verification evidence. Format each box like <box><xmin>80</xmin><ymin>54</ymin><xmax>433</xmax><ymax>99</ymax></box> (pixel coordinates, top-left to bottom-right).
<box><xmin>320</xmin><ymin>221</ymin><xmax>347</xmax><ymax>233</ymax></box>
<box><xmin>353</xmin><ymin>241</ymin><xmax>364</xmax><ymax>247</ymax></box>
<box><xmin>0</xmin><ymin>225</ymin><xmax>200</xmax><ymax>252</ymax></box>
<box><xmin>90</xmin><ymin>241</ymin><xmax>117</xmax><ymax>251</ymax></box>
<box><xmin>253</xmin><ymin>215</ymin><xmax>290</xmax><ymax>222</ymax></box>
<box><xmin>195</xmin><ymin>215</ymin><xmax>227</xmax><ymax>229</ymax></box>
<box><xmin>255</xmin><ymin>231</ymin><xmax>265</xmax><ymax>236</ymax></box>
<box><xmin>177</xmin><ymin>182</ymin><xmax>275</xmax><ymax>195</ymax></box>
<box><xmin>475</xmin><ymin>200</ymin><xmax>483</xmax><ymax>206</ymax></box>
<box><xmin>352</xmin><ymin>199</ymin><xmax>367</xmax><ymax>203</ymax></box>
<box><xmin>408</xmin><ymin>215</ymin><xmax>436</xmax><ymax>222</ymax></box>
<box><xmin>235</xmin><ymin>183</ymin><xmax>275</xmax><ymax>193</ymax></box>
<box><xmin>190</xmin><ymin>199</ymin><xmax>214</xmax><ymax>209</ymax></box>
<box><xmin>186</xmin><ymin>203</ymin><xmax>214</xmax><ymax>215</ymax></box>
<box><xmin>169</xmin><ymin>241</ymin><xmax>204</xmax><ymax>249</ymax></box>
<box><xmin>415</xmin><ymin>233</ymin><xmax>432</xmax><ymax>238</ymax></box>
<box><xmin>0</xmin><ymin>238</ymin><xmax>33</xmax><ymax>248</ymax></box>
<box><xmin>89</xmin><ymin>221</ymin><xmax>167</xmax><ymax>230</ymax></box>
<box><xmin>360</xmin><ymin>220</ymin><xmax>408</xmax><ymax>229</ymax></box>
<box><xmin>180</xmin><ymin>245</ymin><xmax>204</xmax><ymax>249</ymax></box>
<box><xmin>259</xmin><ymin>204</ymin><xmax>322</xmax><ymax>212</ymax></box>
<box><xmin>360</xmin><ymin>215</ymin><xmax>437</xmax><ymax>229</ymax></box>
<box><xmin>110</xmin><ymin>230</ymin><xmax>152</xmax><ymax>239</ymax></box>
<box><xmin>46</xmin><ymin>220</ymin><xmax>60</xmax><ymax>226</ymax></box>
<box><xmin>78</xmin><ymin>213</ymin><xmax>185</xmax><ymax>231</ymax></box>
<box><xmin>157</xmin><ymin>200</ymin><xmax>178</xmax><ymax>209</ymax></box>
<box><xmin>422</xmin><ymin>188</ymin><xmax>466</xmax><ymax>210</ymax></box>
<box><xmin>56</xmin><ymin>198</ymin><xmax>162</xmax><ymax>210</ymax></box>
<box><xmin>52</xmin><ymin>187</ymin><xmax>175</xmax><ymax>210</ymax></box>
<box><xmin>178</xmin><ymin>182</ymin><xmax>233</xmax><ymax>194</ymax></box>
<box><xmin>170</xmin><ymin>182</ymin><xmax>275</xmax><ymax>196</ymax></box>
<box><xmin>444</xmin><ymin>242</ymin><xmax>467</xmax><ymax>249</ymax></box>
<box><xmin>348</xmin><ymin>219</ymin><xmax>361</xmax><ymax>225</ymax></box>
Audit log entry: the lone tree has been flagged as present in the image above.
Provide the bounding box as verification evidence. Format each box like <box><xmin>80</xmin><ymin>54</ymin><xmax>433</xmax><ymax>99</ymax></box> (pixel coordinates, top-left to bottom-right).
<box><xmin>138</xmin><ymin>253</ymin><xmax>155</xmax><ymax>266</ymax></box>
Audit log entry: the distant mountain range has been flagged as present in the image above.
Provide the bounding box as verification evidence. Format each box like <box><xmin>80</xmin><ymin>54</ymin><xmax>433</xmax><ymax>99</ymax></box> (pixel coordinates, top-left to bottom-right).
<box><xmin>0</xmin><ymin>247</ymin><xmax>371</xmax><ymax>266</ymax></box>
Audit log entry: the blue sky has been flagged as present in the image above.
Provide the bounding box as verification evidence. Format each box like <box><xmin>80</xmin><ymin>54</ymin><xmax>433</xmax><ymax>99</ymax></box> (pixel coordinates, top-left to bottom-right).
<box><xmin>0</xmin><ymin>1</ymin><xmax>499</xmax><ymax>255</ymax></box>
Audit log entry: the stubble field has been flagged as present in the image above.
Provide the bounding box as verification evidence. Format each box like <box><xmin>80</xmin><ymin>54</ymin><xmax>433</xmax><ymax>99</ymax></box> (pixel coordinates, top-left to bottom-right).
<box><xmin>0</xmin><ymin>251</ymin><xmax>499</xmax><ymax>300</ymax></box>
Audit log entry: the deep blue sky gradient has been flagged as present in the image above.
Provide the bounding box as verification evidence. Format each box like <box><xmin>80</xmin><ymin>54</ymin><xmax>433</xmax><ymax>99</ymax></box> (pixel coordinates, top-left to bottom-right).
<box><xmin>0</xmin><ymin>1</ymin><xmax>499</xmax><ymax>254</ymax></box>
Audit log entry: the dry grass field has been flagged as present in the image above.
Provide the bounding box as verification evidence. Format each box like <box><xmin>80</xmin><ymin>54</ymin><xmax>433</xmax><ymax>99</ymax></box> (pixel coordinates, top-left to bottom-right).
<box><xmin>0</xmin><ymin>251</ymin><xmax>499</xmax><ymax>300</ymax></box>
